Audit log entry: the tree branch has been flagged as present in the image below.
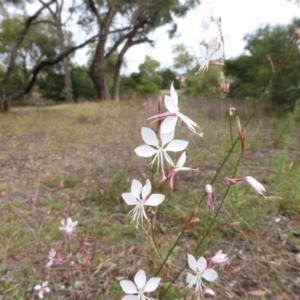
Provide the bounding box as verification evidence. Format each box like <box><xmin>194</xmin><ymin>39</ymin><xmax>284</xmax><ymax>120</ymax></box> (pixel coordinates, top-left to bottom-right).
<box><xmin>0</xmin><ymin>0</ymin><xmax>55</xmax><ymax>93</ymax></box>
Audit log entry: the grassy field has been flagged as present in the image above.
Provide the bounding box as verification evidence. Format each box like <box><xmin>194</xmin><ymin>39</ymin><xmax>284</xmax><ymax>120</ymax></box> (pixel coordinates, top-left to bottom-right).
<box><xmin>0</xmin><ymin>99</ymin><xmax>300</xmax><ymax>300</ymax></box>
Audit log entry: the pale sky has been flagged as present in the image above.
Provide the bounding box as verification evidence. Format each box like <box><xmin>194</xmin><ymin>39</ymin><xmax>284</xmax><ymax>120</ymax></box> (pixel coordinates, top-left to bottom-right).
<box><xmin>24</xmin><ymin>0</ymin><xmax>300</xmax><ymax>74</ymax></box>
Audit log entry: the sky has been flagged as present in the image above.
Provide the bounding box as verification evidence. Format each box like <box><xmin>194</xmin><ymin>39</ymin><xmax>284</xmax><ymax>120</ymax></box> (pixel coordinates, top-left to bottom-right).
<box><xmin>25</xmin><ymin>0</ymin><xmax>300</xmax><ymax>74</ymax></box>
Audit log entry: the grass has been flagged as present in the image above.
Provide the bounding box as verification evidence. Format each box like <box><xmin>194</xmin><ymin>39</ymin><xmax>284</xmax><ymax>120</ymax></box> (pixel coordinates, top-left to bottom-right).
<box><xmin>0</xmin><ymin>99</ymin><xmax>299</xmax><ymax>299</ymax></box>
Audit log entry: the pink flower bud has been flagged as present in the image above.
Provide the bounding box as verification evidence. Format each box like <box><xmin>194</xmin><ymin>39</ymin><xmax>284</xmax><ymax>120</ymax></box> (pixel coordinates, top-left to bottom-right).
<box><xmin>211</xmin><ymin>250</ymin><xmax>229</xmax><ymax>264</ymax></box>
<box><xmin>205</xmin><ymin>184</ymin><xmax>215</xmax><ymax>212</ymax></box>
<box><xmin>295</xmin><ymin>28</ymin><xmax>300</xmax><ymax>40</ymax></box>
<box><xmin>220</xmin><ymin>83</ymin><xmax>230</xmax><ymax>94</ymax></box>
<box><xmin>227</xmin><ymin>176</ymin><xmax>266</xmax><ymax>198</ymax></box>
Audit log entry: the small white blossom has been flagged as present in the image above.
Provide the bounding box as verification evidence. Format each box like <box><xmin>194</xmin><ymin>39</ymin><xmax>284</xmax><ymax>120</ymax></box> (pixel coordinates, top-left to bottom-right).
<box><xmin>120</xmin><ymin>269</ymin><xmax>161</xmax><ymax>300</ymax></box>
<box><xmin>34</xmin><ymin>281</ymin><xmax>50</xmax><ymax>299</ymax></box>
<box><xmin>46</xmin><ymin>248</ymin><xmax>56</xmax><ymax>268</ymax></box>
<box><xmin>134</xmin><ymin>127</ymin><xmax>188</xmax><ymax>178</ymax></box>
<box><xmin>186</xmin><ymin>254</ymin><xmax>218</xmax><ymax>296</ymax></box>
<box><xmin>122</xmin><ymin>179</ymin><xmax>165</xmax><ymax>227</ymax></box>
<box><xmin>59</xmin><ymin>217</ymin><xmax>78</xmax><ymax>238</ymax></box>
<box><xmin>148</xmin><ymin>82</ymin><xmax>203</xmax><ymax>135</ymax></box>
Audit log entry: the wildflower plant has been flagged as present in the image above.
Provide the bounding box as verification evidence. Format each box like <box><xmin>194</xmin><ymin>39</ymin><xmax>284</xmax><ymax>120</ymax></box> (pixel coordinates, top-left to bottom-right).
<box><xmin>29</xmin><ymin>2</ymin><xmax>300</xmax><ymax>300</ymax></box>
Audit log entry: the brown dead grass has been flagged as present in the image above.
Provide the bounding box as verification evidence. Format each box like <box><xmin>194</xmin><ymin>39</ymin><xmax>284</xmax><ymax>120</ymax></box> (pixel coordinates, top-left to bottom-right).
<box><xmin>0</xmin><ymin>99</ymin><xmax>300</xmax><ymax>299</ymax></box>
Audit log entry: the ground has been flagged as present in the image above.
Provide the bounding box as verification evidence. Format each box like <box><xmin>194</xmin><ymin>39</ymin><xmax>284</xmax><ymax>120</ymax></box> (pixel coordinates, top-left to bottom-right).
<box><xmin>0</xmin><ymin>99</ymin><xmax>299</xmax><ymax>300</ymax></box>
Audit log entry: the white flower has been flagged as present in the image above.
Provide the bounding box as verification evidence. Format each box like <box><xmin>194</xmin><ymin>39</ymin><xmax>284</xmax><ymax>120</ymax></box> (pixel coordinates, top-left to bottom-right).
<box><xmin>148</xmin><ymin>82</ymin><xmax>203</xmax><ymax>135</ymax></box>
<box><xmin>122</xmin><ymin>179</ymin><xmax>165</xmax><ymax>227</ymax></box>
<box><xmin>198</xmin><ymin>39</ymin><xmax>223</xmax><ymax>73</ymax></box>
<box><xmin>59</xmin><ymin>217</ymin><xmax>78</xmax><ymax>238</ymax></box>
<box><xmin>120</xmin><ymin>269</ymin><xmax>161</xmax><ymax>300</ymax></box>
<box><xmin>134</xmin><ymin>127</ymin><xmax>188</xmax><ymax>178</ymax></box>
<box><xmin>34</xmin><ymin>281</ymin><xmax>50</xmax><ymax>299</ymax></box>
<box><xmin>46</xmin><ymin>248</ymin><xmax>56</xmax><ymax>268</ymax></box>
<box><xmin>165</xmin><ymin>152</ymin><xmax>195</xmax><ymax>190</ymax></box>
<box><xmin>186</xmin><ymin>254</ymin><xmax>218</xmax><ymax>296</ymax></box>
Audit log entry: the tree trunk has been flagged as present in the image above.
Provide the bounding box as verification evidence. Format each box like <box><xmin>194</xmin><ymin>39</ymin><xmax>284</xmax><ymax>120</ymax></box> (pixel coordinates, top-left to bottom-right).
<box><xmin>56</xmin><ymin>21</ymin><xmax>73</xmax><ymax>103</ymax></box>
<box><xmin>89</xmin><ymin>38</ymin><xmax>108</xmax><ymax>101</ymax></box>
<box><xmin>113</xmin><ymin>57</ymin><xmax>122</xmax><ymax>101</ymax></box>
<box><xmin>0</xmin><ymin>93</ymin><xmax>10</xmax><ymax>113</ymax></box>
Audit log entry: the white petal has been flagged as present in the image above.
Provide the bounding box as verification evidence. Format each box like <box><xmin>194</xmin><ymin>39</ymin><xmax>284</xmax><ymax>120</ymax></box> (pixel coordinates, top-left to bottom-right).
<box><xmin>196</xmin><ymin>257</ymin><xmax>207</xmax><ymax>273</ymax></box>
<box><xmin>164</xmin><ymin>95</ymin><xmax>178</xmax><ymax>113</ymax></box>
<box><xmin>202</xmin><ymin>268</ymin><xmax>218</xmax><ymax>282</ymax></box>
<box><xmin>160</xmin><ymin>129</ymin><xmax>175</xmax><ymax>147</ymax></box>
<box><xmin>176</xmin><ymin>152</ymin><xmax>186</xmax><ymax>168</ymax></box>
<box><xmin>34</xmin><ymin>285</ymin><xmax>41</xmax><ymax>290</ymax></box>
<box><xmin>160</xmin><ymin>116</ymin><xmax>178</xmax><ymax>134</ymax></box>
<box><xmin>135</xmin><ymin>145</ymin><xmax>157</xmax><ymax>157</ymax></box>
<box><xmin>142</xmin><ymin>179</ymin><xmax>151</xmax><ymax>199</ymax></box>
<box><xmin>170</xmin><ymin>82</ymin><xmax>178</xmax><ymax>107</ymax></box>
<box><xmin>131</xmin><ymin>179</ymin><xmax>142</xmax><ymax>199</ymax></box>
<box><xmin>141</xmin><ymin>127</ymin><xmax>159</xmax><ymax>147</ymax></box>
<box><xmin>134</xmin><ymin>270</ymin><xmax>147</xmax><ymax>290</ymax></box>
<box><xmin>66</xmin><ymin>217</ymin><xmax>73</xmax><ymax>226</ymax></box>
<box><xmin>246</xmin><ymin>176</ymin><xmax>266</xmax><ymax>193</ymax></box>
<box><xmin>187</xmin><ymin>254</ymin><xmax>197</xmax><ymax>272</ymax></box>
<box><xmin>186</xmin><ymin>273</ymin><xmax>196</xmax><ymax>284</ymax></box>
<box><xmin>145</xmin><ymin>194</ymin><xmax>165</xmax><ymax>206</ymax></box>
<box><xmin>120</xmin><ymin>280</ymin><xmax>138</xmax><ymax>294</ymax></box>
<box><xmin>71</xmin><ymin>221</ymin><xmax>78</xmax><ymax>227</ymax></box>
<box><xmin>144</xmin><ymin>277</ymin><xmax>161</xmax><ymax>292</ymax></box>
<box><xmin>122</xmin><ymin>193</ymin><xmax>138</xmax><ymax>205</ymax></box>
<box><xmin>121</xmin><ymin>296</ymin><xmax>137</xmax><ymax>300</ymax></box>
<box><xmin>164</xmin><ymin>140</ymin><xmax>188</xmax><ymax>152</ymax></box>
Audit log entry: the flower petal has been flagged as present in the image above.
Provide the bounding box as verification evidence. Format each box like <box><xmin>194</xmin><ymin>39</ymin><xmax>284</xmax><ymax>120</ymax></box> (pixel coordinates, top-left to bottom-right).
<box><xmin>170</xmin><ymin>82</ymin><xmax>178</xmax><ymax>108</ymax></box>
<box><xmin>145</xmin><ymin>194</ymin><xmax>165</xmax><ymax>206</ymax></box>
<box><xmin>164</xmin><ymin>140</ymin><xmax>188</xmax><ymax>152</ymax></box>
<box><xmin>196</xmin><ymin>256</ymin><xmax>207</xmax><ymax>273</ymax></box>
<box><xmin>202</xmin><ymin>268</ymin><xmax>218</xmax><ymax>282</ymax></box>
<box><xmin>120</xmin><ymin>280</ymin><xmax>138</xmax><ymax>294</ymax></box>
<box><xmin>187</xmin><ymin>254</ymin><xmax>197</xmax><ymax>272</ymax></box>
<box><xmin>144</xmin><ymin>277</ymin><xmax>161</xmax><ymax>292</ymax></box>
<box><xmin>122</xmin><ymin>193</ymin><xmax>138</xmax><ymax>205</ymax></box>
<box><xmin>142</xmin><ymin>179</ymin><xmax>151</xmax><ymax>199</ymax></box>
<box><xmin>176</xmin><ymin>152</ymin><xmax>186</xmax><ymax>168</ymax></box>
<box><xmin>245</xmin><ymin>176</ymin><xmax>266</xmax><ymax>194</ymax></box>
<box><xmin>164</xmin><ymin>95</ymin><xmax>178</xmax><ymax>113</ymax></box>
<box><xmin>160</xmin><ymin>129</ymin><xmax>175</xmax><ymax>147</ymax></box>
<box><xmin>141</xmin><ymin>127</ymin><xmax>159</xmax><ymax>147</ymax></box>
<box><xmin>186</xmin><ymin>273</ymin><xmax>196</xmax><ymax>284</ymax></box>
<box><xmin>134</xmin><ymin>270</ymin><xmax>147</xmax><ymax>290</ymax></box>
<box><xmin>160</xmin><ymin>116</ymin><xmax>178</xmax><ymax>134</ymax></box>
<box><xmin>131</xmin><ymin>179</ymin><xmax>142</xmax><ymax>200</ymax></box>
<box><xmin>135</xmin><ymin>145</ymin><xmax>157</xmax><ymax>157</ymax></box>
<box><xmin>121</xmin><ymin>296</ymin><xmax>137</xmax><ymax>300</ymax></box>
<box><xmin>34</xmin><ymin>285</ymin><xmax>42</xmax><ymax>290</ymax></box>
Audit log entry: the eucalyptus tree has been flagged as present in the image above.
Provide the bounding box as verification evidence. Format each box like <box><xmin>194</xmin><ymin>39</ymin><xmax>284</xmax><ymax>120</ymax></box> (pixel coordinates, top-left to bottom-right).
<box><xmin>83</xmin><ymin>0</ymin><xmax>200</xmax><ymax>101</ymax></box>
<box><xmin>0</xmin><ymin>0</ymin><xmax>97</xmax><ymax>111</ymax></box>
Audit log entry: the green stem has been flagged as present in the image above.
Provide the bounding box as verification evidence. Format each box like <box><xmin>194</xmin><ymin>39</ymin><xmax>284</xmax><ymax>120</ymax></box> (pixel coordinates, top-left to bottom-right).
<box><xmin>155</xmin><ymin>33</ymin><xmax>297</xmax><ymax>290</ymax></box>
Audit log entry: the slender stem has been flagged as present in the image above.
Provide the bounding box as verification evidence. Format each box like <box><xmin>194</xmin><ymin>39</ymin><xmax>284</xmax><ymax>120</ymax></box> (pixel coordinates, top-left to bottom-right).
<box><xmin>155</xmin><ymin>34</ymin><xmax>297</xmax><ymax>289</ymax></box>
<box><xmin>161</xmin><ymin>147</ymin><xmax>243</xmax><ymax>296</ymax></box>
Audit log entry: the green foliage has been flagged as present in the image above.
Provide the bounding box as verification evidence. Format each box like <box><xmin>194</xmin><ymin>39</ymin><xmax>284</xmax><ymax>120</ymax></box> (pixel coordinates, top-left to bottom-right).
<box><xmin>71</xmin><ymin>65</ymin><xmax>96</xmax><ymax>100</ymax></box>
<box><xmin>37</xmin><ymin>66</ymin><xmax>65</xmax><ymax>102</ymax></box>
<box><xmin>158</xmin><ymin>68</ymin><xmax>177</xmax><ymax>89</ymax></box>
<box><xmin>172</xmin><ymin>43</ymin><xmax>196</xmax><ymax>73</ymax></box>
<box><xmin>121</xmin><ymin>55</ymin><xmax>163</xmax><ymax>96</ymax></box>
<box><xmin>226</xmin><ymin>19</ymin><xmax>300</xmax><ymax>110</ymax></box>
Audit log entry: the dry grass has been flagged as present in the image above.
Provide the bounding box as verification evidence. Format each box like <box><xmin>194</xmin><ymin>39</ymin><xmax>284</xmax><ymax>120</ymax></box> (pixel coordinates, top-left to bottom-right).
<box><xmin>0</xmin><ymin>99</ymin><xmax>300</xmax><ymax>299</ymax></box>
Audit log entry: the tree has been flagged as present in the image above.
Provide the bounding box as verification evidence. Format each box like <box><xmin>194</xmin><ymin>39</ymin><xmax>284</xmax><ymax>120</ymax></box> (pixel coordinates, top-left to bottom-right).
<box><xmin>0</xmin><ymin>0</ymin><xmax>98</xmax><ymax>111</ymax></box>
<box><xmin>38</xmin><ymin>0</ymin><xmax>74</xmax><ymax>103</ymax></box>
<box><xmin>226</xmin><ymin>19</ymin><xmax>300</xmax><ymax>109</ymax></box>
<box><xmin>172</xmin><ymin>43</ymin><xmax>196</xmax><ymax>73</ymax></box>
<box><xmin>83</xmin><ymin>0</ymin><xmax>200</xmax><ymax>101</ymax></box>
